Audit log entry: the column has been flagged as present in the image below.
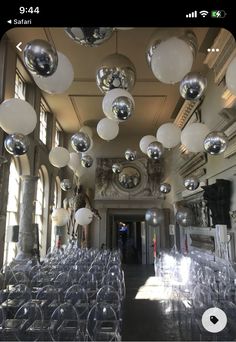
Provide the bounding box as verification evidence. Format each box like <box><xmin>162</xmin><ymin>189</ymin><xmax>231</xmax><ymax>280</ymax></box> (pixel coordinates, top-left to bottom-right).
<box><xmin>16</xmin><ymin>175</ymin><xmax>38</xmax><ymax>260</ymax></box>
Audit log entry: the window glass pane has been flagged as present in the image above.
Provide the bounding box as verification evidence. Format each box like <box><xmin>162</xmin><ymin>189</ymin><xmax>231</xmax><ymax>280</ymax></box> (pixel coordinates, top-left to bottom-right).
<box><xmin>4</xmin><ymin>160</ymin><xmax>20</xmax><ymax>265</ymax></box>
<box><xmin>35</xmin><ymin>171</ymin><xmax>44</xmax><ymax>251</ymax></box>
<box><xmin>55</xmin><ymin>123</ymin><xmax>60</xmax><ymax>147</ymax></box>
<box><xmin>14</xmin><ymin>71</ymin><xmax>26</xmax><ymax>100</ymax></box>
<box><xmin>39</xmin><ymin>101</ymin><xmax>47</xmax><ymax>144</ymax></box>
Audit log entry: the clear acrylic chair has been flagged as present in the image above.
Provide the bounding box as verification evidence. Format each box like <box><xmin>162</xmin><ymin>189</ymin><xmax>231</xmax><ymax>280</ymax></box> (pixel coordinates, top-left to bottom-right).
<box><xmin>64</xmin><ymin>285</ymin><xmax>89</xmax><ymax>317</ymax></box>
<box><xmin>78</xmin><ymin>273</ymin><xmax>99</xmax><ymax>305</ymax></box>
<box><xmin>2</xmin><ymin>284</ymin><xmax>32</xmax><ymax>317</ymax></box>
<box><xmin>31</xmin><ymin>272</ymin><xmax>49</xmax><ymax>288</ymax></box>
<box><xmin>64</xmin><ymin>285</ymin><xmax>89</xmax><ymax>339</ymax></box>
<box><xmin>4</xmin><ymin>301</ymin><xmax>43</xmax><ymax>341</ymax></box>
<box><xmin>96</xmin><ymin>285</ymin><xmax>122</xmax><ymax>328</ymax></box>
<box><xmin>86</xmin><ymin>303</ymin><xmax>120</xmax><ymax>341</ymax></box>
<box><xmin>8</xmin><ymin>272</ymin><xmax>29</xmax><ymax>286</ymax></box>
<box><xmin>0</xmin><ymin>306</ymin><xmax>6</xmax><ymax>338</ymax></box>
<box><xmin>49</xmin><ymin>303</ymin><xmax>79</xmax><ymax>341</ymax></box>
<box><xmin>36</xmin><ymin>285</ymin><xmax>60</xmax><ymax>319</ymax></box>
<box><xmin>102</xmin><ymin>274</ymin><xmax>125</xmax><ymax>300</ymax></box>
<box><xmin>54</xmin><ymin>272</ymin><xmax>70</xmax><ymax>290</ymax></box>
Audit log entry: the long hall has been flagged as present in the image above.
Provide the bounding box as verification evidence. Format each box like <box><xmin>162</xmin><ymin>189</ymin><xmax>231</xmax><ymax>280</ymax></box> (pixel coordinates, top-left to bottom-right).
<box><xmin>0</xmin><ymin>26</ymin><xmax>236</xmax><ymax>341</ymax></box>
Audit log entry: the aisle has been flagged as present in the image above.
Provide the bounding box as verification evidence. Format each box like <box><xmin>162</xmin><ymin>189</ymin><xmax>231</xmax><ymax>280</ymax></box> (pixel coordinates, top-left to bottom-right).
<box><xmin>121</xmin><ymin>264</ymin><xmax>182</xmax><ymax>341</ymax></box>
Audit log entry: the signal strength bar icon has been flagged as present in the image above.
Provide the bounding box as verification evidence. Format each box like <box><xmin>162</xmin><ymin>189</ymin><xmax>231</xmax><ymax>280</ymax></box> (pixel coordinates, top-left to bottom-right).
<box><xmin>186</xmin><ymin>11</ymin><xmax>197</xmax><ymax>18</ymax></box>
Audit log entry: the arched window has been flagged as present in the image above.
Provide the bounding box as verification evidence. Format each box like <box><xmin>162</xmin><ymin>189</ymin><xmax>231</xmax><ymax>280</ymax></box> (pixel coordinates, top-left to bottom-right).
<box><xmin>35</xmin><ymin>169</ymin><xmax>44</xmax><ymax>255</ymax></box>
<box><xmin>35</xmin><ymin>166</ymin><xmax>50</xmax><ymax>258</ymax></box>
<box><xmin>3</xmin><ymin>159</ymin><xmax>21</xmax><ymax>265</ymax></box>
<box><xmin>51</xmin><ymin>177</ymin><xmax>62</xmax><ymax>248</ymax></box>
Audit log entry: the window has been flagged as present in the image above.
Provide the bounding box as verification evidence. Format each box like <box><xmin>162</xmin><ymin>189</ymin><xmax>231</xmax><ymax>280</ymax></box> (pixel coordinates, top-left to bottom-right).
<box><xmin>51</xmin><ymin>178</ymin><xmax>61</xmax><ymax>248</ymax></box>
<box><xmin>54</xmin><ymin>122</ymin><xmax>61</xmax><ymax>147</ymax></box>
<box><xmin>39</xmin><ymin>100</ymin><xmax>48</xmax><ymax>144</ymax></box>
<box><xmin>35</xmin><ymin>170</ymin><xmax>44</xmax><ymax>254</ymax></box>
<box><xmin>15</xmin><ymin>71</ymin><xmax>26</xmax><ymax>100</ymax></box>
<box><xmin>3</xmin><ymin>159</ymin><xmax>21</xmax><ymax>265</ymax></box>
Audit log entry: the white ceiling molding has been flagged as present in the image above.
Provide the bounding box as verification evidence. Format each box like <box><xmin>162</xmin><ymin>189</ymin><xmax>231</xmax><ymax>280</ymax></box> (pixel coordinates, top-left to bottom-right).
<box><xmin>174</xmin><ymin>100</ymin><xmax>201</xmax><ymax>129</ymax></box>
<box><xmin>178</xmin><ymin>152</ymin><xmax>207</xmax><ymax>178</ymax></box>
<box><xmin>224</xmin><ymin>135</ymin><xmax>236</xmax><ymax>159</ymax></box>
<box><xmin>204</xmin><ymin>28</ymin><xmax>236</xmax><ymax>85</ymax></box>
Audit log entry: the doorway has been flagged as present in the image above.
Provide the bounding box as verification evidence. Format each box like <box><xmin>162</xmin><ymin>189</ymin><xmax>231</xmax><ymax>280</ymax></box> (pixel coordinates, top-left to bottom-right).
<box><xmin>106</xmin><ymin>209</ymin><xmax>170</xmax><ymax>264</ymax></box>
<box><xmin>117</xmin><ymin>221</ymin><xmax>142</xmax><ymax>264</ymax></box>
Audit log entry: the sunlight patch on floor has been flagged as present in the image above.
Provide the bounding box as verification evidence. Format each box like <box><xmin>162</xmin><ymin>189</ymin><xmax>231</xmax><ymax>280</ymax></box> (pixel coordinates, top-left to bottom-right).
<box><xmin>134</xmin><ymin>276</ymin><xmax>175</xmax><ymax>300</ymax></box>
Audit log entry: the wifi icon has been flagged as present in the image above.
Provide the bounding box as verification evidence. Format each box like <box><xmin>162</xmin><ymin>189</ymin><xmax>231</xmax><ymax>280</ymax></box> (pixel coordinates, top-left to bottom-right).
<box><xmin>199</xmin><ymin>10</ymin><xmax>209</xmax><ymax>17</ymax></box>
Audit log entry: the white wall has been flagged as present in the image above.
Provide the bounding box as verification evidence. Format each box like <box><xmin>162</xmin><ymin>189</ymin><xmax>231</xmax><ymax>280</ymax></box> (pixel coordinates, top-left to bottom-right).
<box><xmin>165</xmin><ymin>70</ymin><xmax>236</xmax><ymax>255</ymax></box>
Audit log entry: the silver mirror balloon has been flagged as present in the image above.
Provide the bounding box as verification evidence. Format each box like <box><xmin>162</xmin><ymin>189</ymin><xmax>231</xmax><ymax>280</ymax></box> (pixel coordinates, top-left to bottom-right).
<box><xmin>81</xmin><ymin>155</ymin><xmax>93</xmax><ymax>168</ymax></box>
<box><xmin>60</xmin><ymin>179</ymin><xmax>72</xmax><ymax>191</ymax></box>
<box><xmin>159</xmin><ymin>183</ymin><xmax>171</xmax><ymax>194</ymax></box>
<box><xmin>4</xmin><ymin>134</ymin><xmax>30</xmax><ymax>156</ymax></box>
<box><xmin>24</xmin><ymin>39</ymin><xmax>58</xmax><ymax>77</ymax></box>
<box><xmin>203</xmin><ymin>131</ymin><xmax>228</xmax><ymax>155</ymax></box>
<box><xmin>147</xmin><ymin>141</ymin><xmax>164</xmax><ymax>160</ymax></box>
<box><xmin>145</xmin><ymin>208</ymin><xmax>164</xmax><ymax>227</ymax></box>
<box><xmin>71</xmin><ymin>132</ymin><xmax>91</xmax><ymax>153</ymax></box>
<box><xmin>179</xmin><ymin>72</ymin><xmax>207</xmax><ymax>101</ymax></box>
<box><xmin>112</xmin><ymin>96</ymin><xmax>134</xmax><ymax>121</ymax></box>
<box><xmin>125</xmin><ymin>149</ymin><xmax>136</xmax><ymax>161</ymax></box>
<box><xmin>65</xmin><ymin>27</ymin><xmax>113</xmax><ymax>47</ymax></box>
<box><xmin>96</xmin><ymin>53</ymin><xmax>136</xmax><ymax>93</ymax></box>
<box><xmin>112</xmin><ymin>163</ymin><xmax>123</xmax><ymax>174</ymax></box>
<box><xmin>176</xmin><ymin>207</ymin><xmax>193</xmax><ymax>227</ymax></box>
<box><xmin>183</xmin><ymin>175</ymin><xmax>199</xmax><ymax>191</ymax></box>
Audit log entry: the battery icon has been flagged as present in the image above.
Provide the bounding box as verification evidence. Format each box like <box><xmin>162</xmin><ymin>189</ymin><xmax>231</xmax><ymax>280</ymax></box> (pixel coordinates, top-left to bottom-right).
<box><xmin>211</xmin><ymin>10</ymin><xmax>227</xmax><ymax>18</ymax></box>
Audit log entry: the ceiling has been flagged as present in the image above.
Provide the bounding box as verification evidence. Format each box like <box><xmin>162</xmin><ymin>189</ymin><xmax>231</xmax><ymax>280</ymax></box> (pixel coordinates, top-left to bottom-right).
<box><xmin>6</xmin><ymin>27</ymin><xmax>218</xmax><ymax>137</ymax></box>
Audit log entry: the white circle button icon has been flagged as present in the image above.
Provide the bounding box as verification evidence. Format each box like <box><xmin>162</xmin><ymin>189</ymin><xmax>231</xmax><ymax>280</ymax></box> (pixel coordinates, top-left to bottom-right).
<box><xmin>202</xmin><ymin>307</ymin><xmax>227</xmax><ymax>333</ymax></box>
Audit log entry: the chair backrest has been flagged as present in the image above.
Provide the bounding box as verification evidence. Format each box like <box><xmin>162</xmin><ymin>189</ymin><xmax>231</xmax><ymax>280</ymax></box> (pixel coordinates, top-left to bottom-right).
<box><xmin>49</xmin><ymin>303</ymin><xmax>79</xmax><ymax>341</ymax></box>
<box><xmin>8</xmin><ymin>272</ymin><xmax>29</xmax><ymax>286</ymax></box>
<box><xmin>36</xmin><ymin>285</ymin><xmax>60</xmax><ymax>302</ymax></box>
<box><xmin>96</xmin><ymin>285</ymin><xmax>120</xmax><ymax>305</ymax></box>
<box><xmin>54</xmin><ymin>272</ymin><xmax>70</xmax><ymax>289</ymax></box>
<box><xmin>8</xmin><ymin>284</ymin><xmax>32</xmax><ymax>302</ymax></box>
<box><xmin>86</xmin><ymin>303</ymin><xmax>119</xmax><ymax>341</ymax></box>
<box><xmin>64</xmin><ymin>285</ymin><xmax>89</xmax><ymax>319</ymax></box>
<box><xmin>64</xmin><ymin>285</ymin><xmax>88</xmax><ymax>305</ymax></box>
<box><xmin>96</xmin><ymin>285</ymin><xmax>121</xmax><ymax>317</ymax></box>
<box><xmin>0</xmin><ymin>306</ymin><xmax>5</xmax><ymax>326</ymax></box>
<box><xmin>14</xmin><ymin>301</ymin><xmax>43</xmax><ymax>341</ymax></box>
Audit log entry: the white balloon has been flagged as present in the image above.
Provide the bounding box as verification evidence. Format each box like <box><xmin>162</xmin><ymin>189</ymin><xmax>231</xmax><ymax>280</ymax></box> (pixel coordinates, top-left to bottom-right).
<box><xmin>33</xmin><ymin>52</ymin><xmax>74</xmax><ymax>94</ymax></box>
<box><xmin>51</xmin><ymin>208</ymin><xmax>69</xmax><ymax>226</ymax></box>
<box><xmin>226</xmin><ymin>57</ymin><xmax>236</xmax><ymax>95</ymax></box>
<box><xmin>49</xmin><ymin>147</ymin><xmax>70</xmax><ymax>168</ymax></box>
<box><xmin>75</xmin><ymin>207</ymin><xmax>93</xmax><ymax>225</ymax></box>
<box><xmin>181</xmin><ymin>123</ymin><xmax>210</xmax><ymax>153</ymax></box>
<box><xmin>156</xmin><ymin>123</ymin><xmax>181</xmax><ymax>148</ymax></box>
<box><xmin>79</xmin><ymin>125</ymin><xmax>93</xmax><ymax>138</ymax></box>
<box><xmin>102</xmin><ymin>88</ymin><xmax>134</xmax><ymax>119</ymax></box>
<box><xmin>139</xmin><ymin>135</ymin><xmax>156</xmax><ymax>154</ymax></box>
<box><xmin>0</xmin><ymin>98</ymin><xmax>37</xmax><ymax>135</ymax></box>
<box><xmin>68</xmin><ymin>152</ymin><xmax>81</xmax><ymax>172</ymax></box>
<box><xmin>151</xmin><ymin>37</ymin><xmax>193</xmax><ymax>84</ymax></box>
<box><xmin>97</xmin><ymin>118</ymin><xmax>119</xmax><ymax>141</ymax></box>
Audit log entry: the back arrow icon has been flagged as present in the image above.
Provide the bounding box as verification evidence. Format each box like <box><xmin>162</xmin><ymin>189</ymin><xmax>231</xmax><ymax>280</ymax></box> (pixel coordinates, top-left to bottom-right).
<box><xmin>16</xmin><ymin>42</ymin><xmax>22</xmax><ymax>52</ymax></box>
